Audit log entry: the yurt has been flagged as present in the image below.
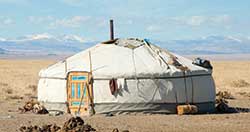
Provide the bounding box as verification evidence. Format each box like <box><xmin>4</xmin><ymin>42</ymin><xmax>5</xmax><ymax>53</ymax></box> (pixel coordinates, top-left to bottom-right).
<box><xmin>37</xmin><ymin>38</ymin><xmax>216</xmax><ymax>115</ymax></box>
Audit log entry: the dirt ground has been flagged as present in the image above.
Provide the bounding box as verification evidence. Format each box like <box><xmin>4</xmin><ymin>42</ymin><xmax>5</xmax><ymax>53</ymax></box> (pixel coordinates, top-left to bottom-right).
<box><xmin>0</xmin><ymin>59</ymin><xmax>250</xmax><ymax>132</ymax></box>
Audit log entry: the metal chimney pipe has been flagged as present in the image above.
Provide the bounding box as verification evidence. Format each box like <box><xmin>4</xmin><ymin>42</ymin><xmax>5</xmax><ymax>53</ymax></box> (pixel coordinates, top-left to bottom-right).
<box><xmin>110</xmin><ymin>19</ymin><xmax>114</xmax><ymax>40</ymax></box>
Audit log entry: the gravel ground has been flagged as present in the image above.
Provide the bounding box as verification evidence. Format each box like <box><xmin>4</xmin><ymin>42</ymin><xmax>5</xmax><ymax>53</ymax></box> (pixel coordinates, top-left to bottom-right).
<box><xmin>0</xmin><ymin>99</ymin><xmax>250</xmax><ymax>132</ymax></box>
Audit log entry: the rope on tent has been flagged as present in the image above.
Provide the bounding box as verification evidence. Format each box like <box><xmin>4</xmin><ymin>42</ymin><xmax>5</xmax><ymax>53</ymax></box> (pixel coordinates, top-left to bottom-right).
<box><xmin>183</xmin><ymin>71</ymin><xmax>189</xmax><ymax>104</ymax></box>
<box><xmin>174</xmin><ymin>86</ymin><xmax>178</xmax><ymax>105</ymax></box>
<box><xmin>65</xmin><ymin>59</ymin><xmax>67</xmax><ymax>74</ymax></box>
<box><xmin>88</xmin><ymin>51</ymin><xmax>95</xmax><ymax>115</ymax></box>
<box><xmin>150</xmin><ymin>79</ymin><xmax>162</xmax><ymax>102</ymax></box>
<box><xmin>131</xmin><ymin>50</ymin><xmax>140</xmax><ymax>97</ymax></box>
<box><xmin>190</xmin><ymin>75</ymin><xmax>194</xmax><ymax>104</ymax></box>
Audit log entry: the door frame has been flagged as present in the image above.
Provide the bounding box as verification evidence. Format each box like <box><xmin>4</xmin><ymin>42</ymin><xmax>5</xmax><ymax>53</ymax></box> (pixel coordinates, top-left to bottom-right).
<box><xmin>66</xmin><ymin>71</ymin><xmax>93</xmax><ymax>115</ymax></box>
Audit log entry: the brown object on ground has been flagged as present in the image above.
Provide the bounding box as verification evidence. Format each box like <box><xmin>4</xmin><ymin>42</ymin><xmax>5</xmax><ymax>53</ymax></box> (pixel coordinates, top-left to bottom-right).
<box><xmin>216</xmin><ymin>101</ymin><xmax>230</xmax><ymax>113</ymax></box>
<box><xmin>18</xmin><ymin>99</ymin><xmax>48</xmax><ymax>114</ymax></box>
<box><xmin>112</xmin><ymin>128</ymin><xmax>129</xmax><ymax>132</ymax></box>
<box><xmin>112</xmin><ymin>128</ymin><xmax>119</xmax><ymax>132</ymax></box>
<box><xmin>19</xmin><ymin>124</ymin><xmax>61</xmax><ymax>132</ymax></box>
<box><xmin>216</xmin><ymin>100</ymin><xmax>238</xmax><ymax>113</ymax></box>
<box><xmin>215</xmin><ymin>91</ymin><xmax>230</xmax><ymax>113</ymax></box>
<box><xmin>215</xmin><ymin>97</ymin><xmax>228</xmax><ymax>104</ymax></box>
<box><xmin>215</xmin><ymin>92</ymin><xmax>238</xmax><ymax>113</ymax></box>
<box><xmin>61</xmin><ymin>117</ymin><xmax>96</xmax><ymax>132</ymax></box>
<box><xmin>19</xmin><ymin>117</ymin><xmax>96</xmax><ymax>132</ymax></box>
<box><xmin>177</xmin><ymin>105</ymin><xmax>198</xmax><ymax>115</ymax></box>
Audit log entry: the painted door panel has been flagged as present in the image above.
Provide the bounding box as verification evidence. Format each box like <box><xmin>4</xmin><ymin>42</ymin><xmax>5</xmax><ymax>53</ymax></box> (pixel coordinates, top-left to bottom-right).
<box><xmin>67</xmin><ymin>72</ymin><xmax>92</xmax><ymax>116</ymax></box>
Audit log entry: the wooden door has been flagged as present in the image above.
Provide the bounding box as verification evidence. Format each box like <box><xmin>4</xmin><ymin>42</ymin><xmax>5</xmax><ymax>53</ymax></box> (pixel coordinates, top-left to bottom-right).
<box><xmin>67</xmin><ymin>72</ymin><xmax>92</xmax><ymax>116</ymax></box>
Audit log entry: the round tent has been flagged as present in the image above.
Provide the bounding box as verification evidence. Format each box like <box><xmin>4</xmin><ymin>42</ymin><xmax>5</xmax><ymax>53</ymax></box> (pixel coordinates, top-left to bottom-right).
<box><xmin>38</xmin><ymin>38</ymin><xmax>216</xmax><ymax>115</ymax></box>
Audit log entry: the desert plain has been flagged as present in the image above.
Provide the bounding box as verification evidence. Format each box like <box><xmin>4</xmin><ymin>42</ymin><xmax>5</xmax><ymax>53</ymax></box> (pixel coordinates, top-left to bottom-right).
<box><xmin>0</xmin><ymin>59</ymin><xmax>250</xmax><ymax>132</ymax></box>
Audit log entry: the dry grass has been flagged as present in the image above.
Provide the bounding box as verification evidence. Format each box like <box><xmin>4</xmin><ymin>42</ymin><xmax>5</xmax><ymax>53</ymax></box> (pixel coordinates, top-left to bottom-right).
<box><xmin>231</xmin><ymin>79</ymin><xmax>250</xmax><ymax>88</ymax></box>
<box><xmin>0</xmin><ymin>60</ymin><xmax>54</xmax><ymax>101</ymax></box>
<box><xmin>212</xmin><ymin>61</ymin><xmax>250</xmax><ymax>96</ymax></box>
<box><xmin>0</xmin><ymin>60</ymin><xmax>250</xmax><ymax>132</ymax></box>
<box><xmin>27</xmin><ymin>84</ymin><xmax>37</xmax><ymax>92</ymax></box>
<box><xmin>4</xmin><ymin>88</ymin><xmax>13</xmax><ymax>94</ymax></box>
<box><xmin>7</xmin><ymin>95</ymin><xmax>23</xmax><ymax>100</ymax></box>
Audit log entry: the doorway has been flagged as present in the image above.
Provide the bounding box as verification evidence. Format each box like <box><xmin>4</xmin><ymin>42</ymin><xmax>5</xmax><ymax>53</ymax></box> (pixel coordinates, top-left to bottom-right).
<box><xmin>67</xmin><ymin>71</ymin><xmax>92</xmax><ymax>116</ymax></box>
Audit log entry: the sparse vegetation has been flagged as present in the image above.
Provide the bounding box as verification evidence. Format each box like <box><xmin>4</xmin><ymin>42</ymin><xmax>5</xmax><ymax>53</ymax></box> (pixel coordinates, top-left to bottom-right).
<box><xmin>0</xmin><ymin>82</ymin><xmax>8</xmax><ymax>87</ymax></box>
<box><xmin>231</xmin><ymin>79</ymin><xmax>250</xmax><ymax>88</ymax></box>
<box><xmin>27</xmin><ymin>84</ymin><xmax>37</xmax><ymax>92</ymax></box>
<box><xmin>238</xmin><ymin>92</ymin><xmax>250</xmax><ymax>98</ymax></box>
<box><xmin>7</xmin><ymin>95</ymin><xmax>23</xmax><ymax>100</ymax></box>
<box><xmin>4</xmin><ymin>88</ymin><xmax>13</xmax><ymax>94</ymax></box>
<box><xmin>0</xmin><ymin>60</ymin><xmax>54</xmax><ymax>101</ymax></box>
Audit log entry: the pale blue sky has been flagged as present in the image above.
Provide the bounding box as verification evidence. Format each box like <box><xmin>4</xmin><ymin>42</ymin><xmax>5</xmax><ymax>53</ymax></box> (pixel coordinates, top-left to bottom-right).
<box><xmin>0</xmin><ymin>0</ymin><xmax>249</xmax><ymax>41</ymax></box>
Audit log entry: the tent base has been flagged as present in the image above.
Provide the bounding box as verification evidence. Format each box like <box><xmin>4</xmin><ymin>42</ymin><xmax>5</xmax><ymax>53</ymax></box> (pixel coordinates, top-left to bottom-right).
<box><xmin>41</xmin><ymin>102</ymin><xmax>67</xmax><ymax>113</ymax></box>
<box><xmin>94</xmin><ymin>102</ymin><xmax>215</xmax><ymax>114</ymax></box>
<box><xmin>41</xmin><ymin>102</ymin><xmax>215</xmax><ymax>114</ymax></box>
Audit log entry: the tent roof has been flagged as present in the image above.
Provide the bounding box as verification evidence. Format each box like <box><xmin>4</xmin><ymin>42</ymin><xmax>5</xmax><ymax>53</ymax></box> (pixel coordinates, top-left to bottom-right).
<box><xmin>39</xmin><ymin>38</ymin><xmax>211</xmax><ymax>79</ymax></box>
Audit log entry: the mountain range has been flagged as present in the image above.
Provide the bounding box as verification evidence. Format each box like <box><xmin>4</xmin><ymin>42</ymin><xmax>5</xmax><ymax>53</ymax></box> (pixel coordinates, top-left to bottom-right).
<box><xmin>0</xmin><ymin>34</ymin><xmax>250</xmax><ymax>57</ymax></box>
<box><xmin>0</xmin><ymin>48</ymin><xmax>5</xmax><ymax>54</ymax></box>
<box><xmin>159</xmin><ymin>35</ymin><xmax>250</xmax><ymax>54</ymax></box>
<box><xmin>0</xmin><ymin>34</ymin><xmax>94</xmax><ymax>56</ymax></box>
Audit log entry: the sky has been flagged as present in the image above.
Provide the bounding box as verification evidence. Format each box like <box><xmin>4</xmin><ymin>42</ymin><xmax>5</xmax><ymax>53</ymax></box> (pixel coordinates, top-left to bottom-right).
<box><xmin>0</xmin><ymin>0</ymin><xmax>249</xmax><ymax>41</ymax></box>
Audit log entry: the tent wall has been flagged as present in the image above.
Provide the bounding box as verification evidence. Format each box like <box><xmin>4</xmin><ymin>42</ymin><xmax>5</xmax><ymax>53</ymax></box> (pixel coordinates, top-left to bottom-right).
<box><xmin>37</xmin><ymin>74</ymin><xmax>215</xmax><ymax>113</ymax></box>
<box><xmin>92</xmin><ymin>75</ymin><xmax>215</xmax><ymax>113</ymax></box>
<box><xmin>93</xmin><ymin>75</ymin><xmax>215</xmax><ymax>104</ymax></box>
<box><xmin>38</xmin><ymin>78</ymin><xmax>67</xmax><ymax>102</ymax></box>
<box><xmin>94</xmin><ymin>102</ymin><xmax>215</xmax><ymax>114</ymax></box>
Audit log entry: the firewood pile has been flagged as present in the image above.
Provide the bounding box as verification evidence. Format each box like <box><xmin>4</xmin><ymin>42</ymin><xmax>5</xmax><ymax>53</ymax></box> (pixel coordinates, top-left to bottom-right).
<box><xmin>18</xmin><ymin>100</ymin><xmax>48</xmax><ymax>114</ymax></box>
<box><xmin>19</xmin><ymin>117</ymin><xmax>96</xmax><ymax>132</ymax></box>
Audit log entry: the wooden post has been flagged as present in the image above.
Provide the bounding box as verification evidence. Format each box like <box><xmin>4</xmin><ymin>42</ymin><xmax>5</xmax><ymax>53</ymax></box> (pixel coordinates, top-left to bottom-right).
<box><xmin>88</xmin><ymin>51</ymin><xmax>95</xmax><ymax>115</ymax></box>
<box><xmin>110</xmin><ymin>19</ymin><xmax>114</xmax><ymax>40</ymax></box>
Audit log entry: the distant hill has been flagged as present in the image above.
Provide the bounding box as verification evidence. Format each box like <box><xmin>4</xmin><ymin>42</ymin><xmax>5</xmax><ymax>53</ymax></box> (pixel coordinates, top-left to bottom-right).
<box><xmin>156</xmin><ymin>36</ymin><xmax>250</xmax><ymax>55</ymax></box>
<box><xmin>0</xmin><ymin>34</ymin><xmax>95</xmax><ymax>56</ymax></box>
<box><xmin>0</xmin><ymin>34</ymin><xmax>250</xmax><ymax>56</ymax></box>
<box><xmin>0</xmin><ymin>48</ymin><xmax>6</xmax><ymax>54</ymax></box>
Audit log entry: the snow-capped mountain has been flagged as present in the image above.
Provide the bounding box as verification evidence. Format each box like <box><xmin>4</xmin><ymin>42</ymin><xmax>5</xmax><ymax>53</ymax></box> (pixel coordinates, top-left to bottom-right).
<box><xmin>157</xmin><ymin>35</ymin><xmax>250</xmax><ymax>54</ymax></box>
<box><xmin>0</xmin><ymin>33</ymin><xmax>95</xmax><ymax>55</ymax></box>
<box><xmin>4</xmin><ymin>33</ymin><xmax>88</xmax><ymax>43</ymax></box>
<box><xmin>0</xmin><ymin>34</ymin><xmax>250</xmax><ymax>56</ymax></box>
<box><xmin>0</xmin><ymin>48</ymin><xmax>6</xmax><ymax>54</ymax></box>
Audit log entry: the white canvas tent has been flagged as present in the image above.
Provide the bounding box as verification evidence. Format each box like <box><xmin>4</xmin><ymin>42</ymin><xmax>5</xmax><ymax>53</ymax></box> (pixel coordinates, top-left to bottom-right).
<box><xmin>38</xmin><ymin>38</ymin><xmax>216</xmax><ymax>115</ymax></box>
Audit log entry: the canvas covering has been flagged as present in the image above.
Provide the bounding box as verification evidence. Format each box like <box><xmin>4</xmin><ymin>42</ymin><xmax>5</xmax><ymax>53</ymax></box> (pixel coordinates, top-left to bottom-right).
<box><xmin>38</xmin><ymin>38</ymin><xmax>216</xmax><ymax>113</ymax></box>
